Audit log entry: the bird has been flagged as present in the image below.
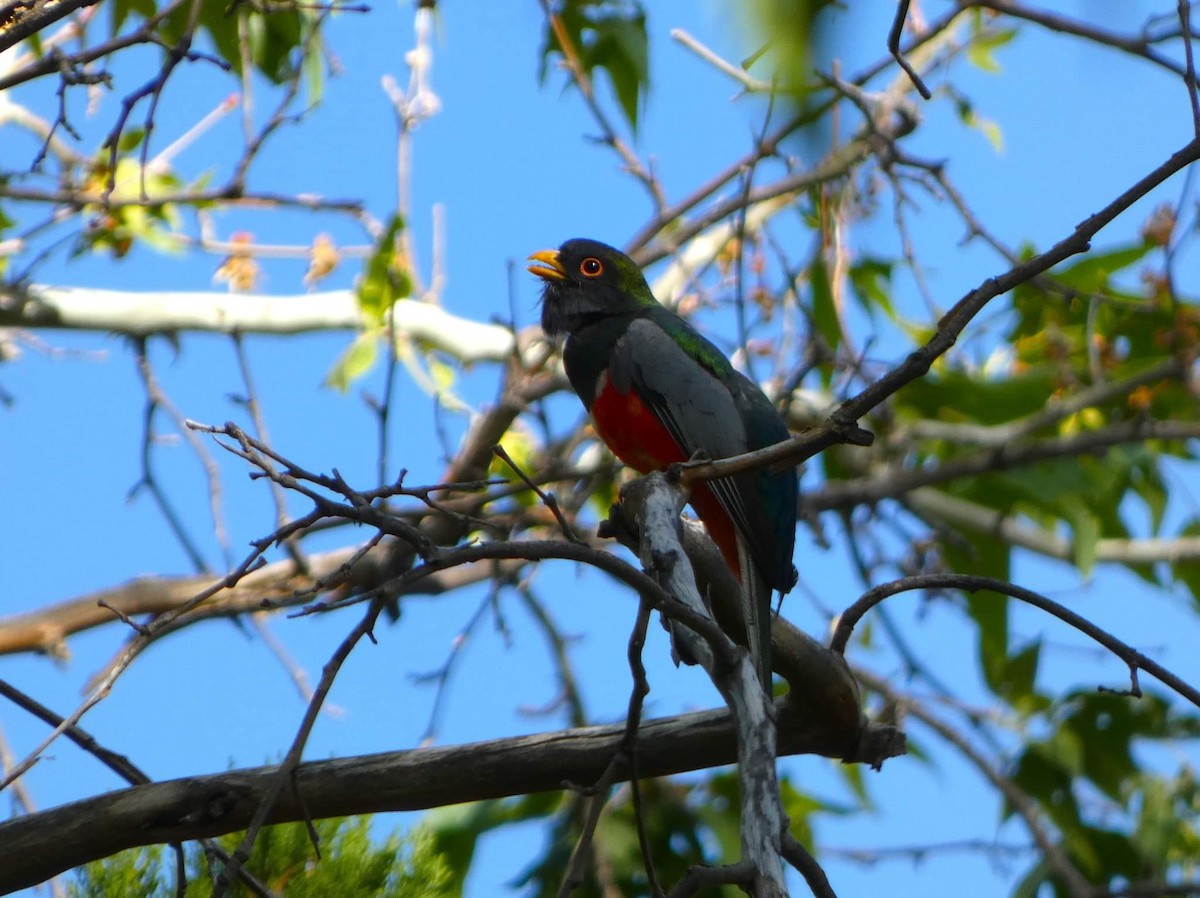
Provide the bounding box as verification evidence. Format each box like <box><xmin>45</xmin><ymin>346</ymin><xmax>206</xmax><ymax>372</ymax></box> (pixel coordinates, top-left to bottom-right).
<box><xmin>528</xmin><ymin>237</ymin><xmax>797</xmax><ymax>688</ymax></box>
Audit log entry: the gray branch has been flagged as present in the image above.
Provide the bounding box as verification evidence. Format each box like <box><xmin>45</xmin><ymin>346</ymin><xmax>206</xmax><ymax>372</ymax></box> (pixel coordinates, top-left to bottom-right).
<box><xmin>626</xmin><ymin>473</ymin><xmax>790</xmax><ymax>898</ymax></box>
<box><xmin>0</xmin><ymin>702</ymin><xmax>849</xmax><ymax>894</ymax></box>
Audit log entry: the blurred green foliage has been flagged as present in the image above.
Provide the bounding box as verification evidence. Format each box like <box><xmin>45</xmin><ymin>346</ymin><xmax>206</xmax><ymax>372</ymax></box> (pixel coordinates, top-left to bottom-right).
<box><xmin>70</xmin><ymin>817</ymin><xmax>451</xmax><ymax>898</ymax></box>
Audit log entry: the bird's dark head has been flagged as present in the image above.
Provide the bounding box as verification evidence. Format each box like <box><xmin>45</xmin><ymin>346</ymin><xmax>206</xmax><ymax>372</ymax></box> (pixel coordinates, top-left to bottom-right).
<box><xmin>527</xmin><ymin>238</ymin><xmax>655</xmax><ymax>336</ymax></box>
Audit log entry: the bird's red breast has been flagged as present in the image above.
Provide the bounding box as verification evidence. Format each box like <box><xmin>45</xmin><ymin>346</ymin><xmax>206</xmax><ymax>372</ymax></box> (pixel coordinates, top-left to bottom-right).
<box><xmin>590</xmin><ymin>373</ymin><xmax>742</xmax><ymax>577</ymax></box>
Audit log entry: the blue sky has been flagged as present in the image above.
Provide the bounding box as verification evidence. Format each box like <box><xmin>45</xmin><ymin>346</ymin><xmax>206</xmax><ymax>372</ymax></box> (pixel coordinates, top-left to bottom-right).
<box><xmin>3</xmin><ymin>2</ymin><xmax>1199</xmax><ymax>896</ymax></box>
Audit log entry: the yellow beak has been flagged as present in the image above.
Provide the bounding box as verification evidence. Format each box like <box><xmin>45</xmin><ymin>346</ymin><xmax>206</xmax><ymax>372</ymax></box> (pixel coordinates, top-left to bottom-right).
<box><xmin>526</xmin><ymin>249</ymin><xmax>566</xmax><ymax>281</ymax></box>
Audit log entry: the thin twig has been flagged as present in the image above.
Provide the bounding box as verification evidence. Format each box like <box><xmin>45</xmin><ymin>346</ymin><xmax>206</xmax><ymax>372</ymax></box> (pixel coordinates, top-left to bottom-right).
<box><xmin>212</xmin><ymin>598</ymin><xmax>387</xmax><ymax>897</ymax></box>
<box><xmin>232</xmin><ymin>331</ymin><xmax>306</xmax><ymax>569</ymax></box>
<box><xmin>1180</xmin><ymin>0</ymin><xmax>1200</xmax><ymax>134</ymax></box>
<box><xmin>831</xmin><ymin>573</ymin><xmax>1200</xmax><ymax>711</ymax></box>
<box><xmin>131</xmin><ymin>338</ymin><xmax>213</xmax><ymax>574</ymax></box>
<box><xmin>781</xmin><ymin>833</ymin><xmax>839</xmax><ymax>898</ymax></box>
<box><xmin>411</xmin><ymin>588</ymin><xmax>497</xmax><ymax>744</ymax></box>
<box><xmin>858</xmin><ymin>667</ymin><xmax>1092</xmax><ymax>898</ymax></box>
<box><xmin>888</xmin><ymin>0</ymin><xmax>932</xmax><ymax>99</ymax></box>
<box><xmin>538</xmin><ymin>0</ymin><xmax>666</xmax><ymax>212</ymax></box>
<box><xmin>493</xmin><ymin>444</ymin><xmax>580</xmax><ymax>542</ymax></box>
<box><xmin>670</xmin><ymin>28</ymin><xmax>772</xmax><ymax>92</ymax></box>
<box><xmin>675</xmin><ymin>135</ymin><xmax>1200</xmax><ymax>487</ymax></box>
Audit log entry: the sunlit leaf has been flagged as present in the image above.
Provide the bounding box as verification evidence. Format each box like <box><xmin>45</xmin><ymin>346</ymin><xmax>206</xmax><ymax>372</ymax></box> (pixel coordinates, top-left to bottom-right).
<box><xmin>966</xmin><ymin>27</ymin><xmax>1016</xmax><ymax>73</ymax></box>
<box><xmin>1065</xmin><ymin>501</ymin><xmax>1100</xmax><ymax>576</ymax></box>
<box><xmin>358</xmin><ymin>215</ymin><xmax>408</xmax><ymax>325</ymax></box>
<box><xmin>1052</xmin><ymin>242</ymin><xmax>1153</xmax><ymax>294</ymax></box>
<box><xmin>324</xmin><ymin>329</ymin><xmax>379</xmax><ymax>393</ymax></box>
<box><xmin>744</xmin><ymin>0</ymin><xmax>837</xmax><ymax>95</ymax></box>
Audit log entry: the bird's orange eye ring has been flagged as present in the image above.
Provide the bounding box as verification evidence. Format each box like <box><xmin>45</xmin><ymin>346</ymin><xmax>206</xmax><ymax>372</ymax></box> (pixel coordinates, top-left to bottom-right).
<box><xmin>580</xmin><ymin>257</ymin><xmax>604</xmax><ymax>278</ymax></box>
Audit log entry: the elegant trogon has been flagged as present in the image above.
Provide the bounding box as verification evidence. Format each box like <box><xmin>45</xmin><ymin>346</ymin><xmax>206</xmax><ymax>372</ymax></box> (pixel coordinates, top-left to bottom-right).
<box><xmin>528</xmin><ymin>238</ymin><xmax>798</xmax><ymax>688</ymax></box>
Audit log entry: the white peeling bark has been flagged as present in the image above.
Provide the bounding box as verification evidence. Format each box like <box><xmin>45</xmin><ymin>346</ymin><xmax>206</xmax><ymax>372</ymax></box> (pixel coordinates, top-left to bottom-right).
<box><xmin>633</xmin><ymin>473</ymin><xmax>788</xmax><ymax>898</ymax></box>
<box><xmin>1</xmin><ymin>285</ymin><xmax>518</xmax><ymax>362</ymax></box>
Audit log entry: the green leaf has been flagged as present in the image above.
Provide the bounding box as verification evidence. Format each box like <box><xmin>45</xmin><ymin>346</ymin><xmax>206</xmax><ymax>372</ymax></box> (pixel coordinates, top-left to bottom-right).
<box><xmin>424</xmin><ymin>795</ymin><xmax>561</xmax><ymax>898</ymax></box>
<box><xmin>1008</xmin><ymin>743</ymin><xmax>1080</xmax><ymax>832</ymax></box>
<box><xmin>357</xmin><ymin>215</ymin><xmax>409</xmax><ymax>325</ymax></box>
<box><xmin>304</xmin><ymin>23</ymin><xmax>326</xmax><ymax>104</ymax></box>
<box><xmin>937</xmin><ymin>498</ymin><xmax>1011</xmax><ymax>580</ymax></box>
<box><xmin>1052</xmin><ymin>242</ymin><xmax>1154</xmax><ymax>295</ymax></box>
<box><xmin>1066</xmin><ymin>501</ymin><xmax>1100</xmax><ymax>576</ymax></box>
<box><xmin>846</xmin><ymin>257</ymin><xmax>895</xmax><ymax>321</ymax></box>
<box><xmin>540</xmin><ymin>1</ymin><xmax>649</xmax><ymax>133</ymax></box>
<box><xmin>834</xmin><ymin>760</ymin><xmax>873</xmax><ymax>809</ymax></box>
<box><xmin>71</xmin><ymin>817</ymin><xmax>451</xmax><ymax>898</ymax></box>
<box><xmin>900</xmin><ymin>370</ymin><xmax>1057</xmax><ymax>429</ymax></box>
<box><xmin>1060</xmin><ymin>691</ymin><xmax>1150</xmax><ymax>800</ymax></box>
<box><xmin>966</xmin><ymin>27</ymin><xmax>1016</xmax><ymax>73</ymax></box>
<box><xmin>967</xmin><ymin>109</ymin><xmax>1004</xmax><ymax>152</ymax></box>
<box><xmin>117</xmin><ymin>128</ymin><xmax>146</xmax><ymax>153</ymax></box>
<box><xmin>70</xmin><ymin>844</ymin><xmax>165</xmax><ymax>898</ymax></box>
<box><xmin>587</xmin><ymin>9</ymin><xmax>648</xmax><ymax>131</ymax></box>
<box><xmin>246</xmin><ymin>6</ymin><xmax>304</xmax><ymax>84</ymax></box>
<box><xmin>997</xmin><ymin>638</ymin><xmax>1042</xmax><ymax>711</ymax></box>
<box><xmin>809</xmin><ymin>255</ymin><xmax>841</xmax><ymax>352</ymax></box>
<box><xmin>964</xmin><ymin>587</ymin><xmax>1009</xmax><ymax>695</ymax></box>
<box><xmin>1135</xmin><ymin>768</ymin><xmax>1200</xmax><ymax>871</ymax></box>
<box><xmin>324</xmin><ymin>330</ymin><xmax>380</xmax><ymax>392</ymax></box>
<box><xmin>110</xmin><ymin>0</ymin><xmax>157</xmax><ymax>35</ymax></box>
<box><xmin>1064</xmin><ymin>825</ymin><xmax>1145</xmax><ymax>883</ymax></box>
<box><xmin>1131</xmin><ymin>459</ymin><xmax>1168</xmax><ymax>535</ymax></box>
<box><xmin>1011</xmin><ymin>858</ymin><xmax>1051</xmax><ymax>898</ymax></box>
<box><xmin>156</xmin><ymin>1</ymin><xmax>310</xmax><ymax>84</ymax></box>
<box><xmin>1173</xmin><ymin>517</ymin><xmax>1200</xmax><ymax>606</ymax></box>
<box><xmin>428</xmin><ymin>356</ymin><xmax>457</xmax><ymax>393</ymax></box>
<box><xmin>745</xmin><ymin>0</ymin><xmax>836</xmax><ymax>95</ymax></box>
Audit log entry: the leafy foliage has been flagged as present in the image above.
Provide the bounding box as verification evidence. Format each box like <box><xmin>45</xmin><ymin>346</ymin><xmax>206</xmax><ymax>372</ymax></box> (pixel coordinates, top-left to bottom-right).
<box><xmin>744</xmin><ymin>0</ymin><xmax>837</xmax><ymax>96</ymax></box>
<box><xmin>1008</xmin><ymin>691</ymin><xmax>1200</xmax><ymax>895</ymax></box>
<box><xmin>70</xmin><ymin>817</ymin><xmax>451</xmax><ymax>898</ymax></box>
<box><xmin>423</xmin><ymin>772</ymin><xmax>864</xmax><ymax>898</ymax></box>
<box><xmin>110</xmin><ymin>0</ymin><xmax>324</xmax><ymax>88</ymax></box>
<box><xmin>325</xmin><ymin>215</ymin><xmax>412</xmax><ymax>392</ymax></box>
<box><xmin>539</xmin><ymin>1</ymin><xmax>649</xmax><ymax>132</ymax></box>
<box><xmin>865</xmin><ymin>236</ymin><xmax>1200</xmax><ymax>704</ymax></box>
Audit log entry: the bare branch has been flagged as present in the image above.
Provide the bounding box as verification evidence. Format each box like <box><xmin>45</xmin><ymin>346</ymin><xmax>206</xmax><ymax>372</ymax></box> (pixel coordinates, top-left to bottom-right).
<box><xmin>831</xmin><ymin>573</ymin><xmax>1200</xmax><ymax>711</ymax></box>
<box><xmin>905</xmin><ymin>487</ymin><xmax>1200</xmax><ymax>566</ymax></box>
<box><xmin>1</xmin><ymin>284</ymin><xmax>524</xmax><ymax>360</ymax></box>
<box><xmin>888</xmin><ymin>0</ymin><xmax>932</xmax><ymax>99</ymax></box>
<box><xmin>969</xmin><ymin>0</ymin><xmax>1187</xmax><ymax>78</ymax></box>
<box><xmin>0</xmin><ymin>700</ymin><xmax>863</xmax><ymax>893</ymax></box>
<box><xmin>622</xmin><ymin>473</ymin><xmax>789</xmax><ymax>898</ymax></box>
<box><xmin>0</xmin><ymin>0</ymin><xmax>99</xmax><ymax>55</ymax></box>
<box><xmin>857</xmin><ymin>668</ymin><xmax>1093</xmax><ymax>898</ymax></box>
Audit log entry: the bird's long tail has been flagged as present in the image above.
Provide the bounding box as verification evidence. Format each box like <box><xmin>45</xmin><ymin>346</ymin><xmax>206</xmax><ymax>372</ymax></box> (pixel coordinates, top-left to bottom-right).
<box><xmin>737</xmin><ymin>534</ymin><xmax>773</xmax><ymax>691</ymax></box>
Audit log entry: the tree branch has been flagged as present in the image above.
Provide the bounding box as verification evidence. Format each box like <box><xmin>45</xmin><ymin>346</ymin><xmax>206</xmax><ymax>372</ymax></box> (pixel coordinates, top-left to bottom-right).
<box><xmin>830</xmin><ymin>573</ymin><xmax>1200</xmax><ymax>711</ymax></box>
<box><xmin>623</xmin><ymin>473</ymin><xmax>789</xmax><ymax>897</ymax></box>
<box><xmin>0</xmin><ymin>702</ymin><xmax>859</xmax><ymax>893</ymax></box>
<box><xmin>905</xmin><ymin>487</ymin><xmax>1200</xmax><ymax>565</ymax></box>
<box><xmin>0</xmin><ymin>285</ymin><xmax>523</xmax><ymax>361</ymax></box>
<box><xmin>677</xmin><ymin>136</ymin><xmax>1200</xmax><ymax>485</ymax></box>
<box><xmin>0</xmin><ymin>0</ymin><xmax>99</xmax><ymax>55</ymax></box>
